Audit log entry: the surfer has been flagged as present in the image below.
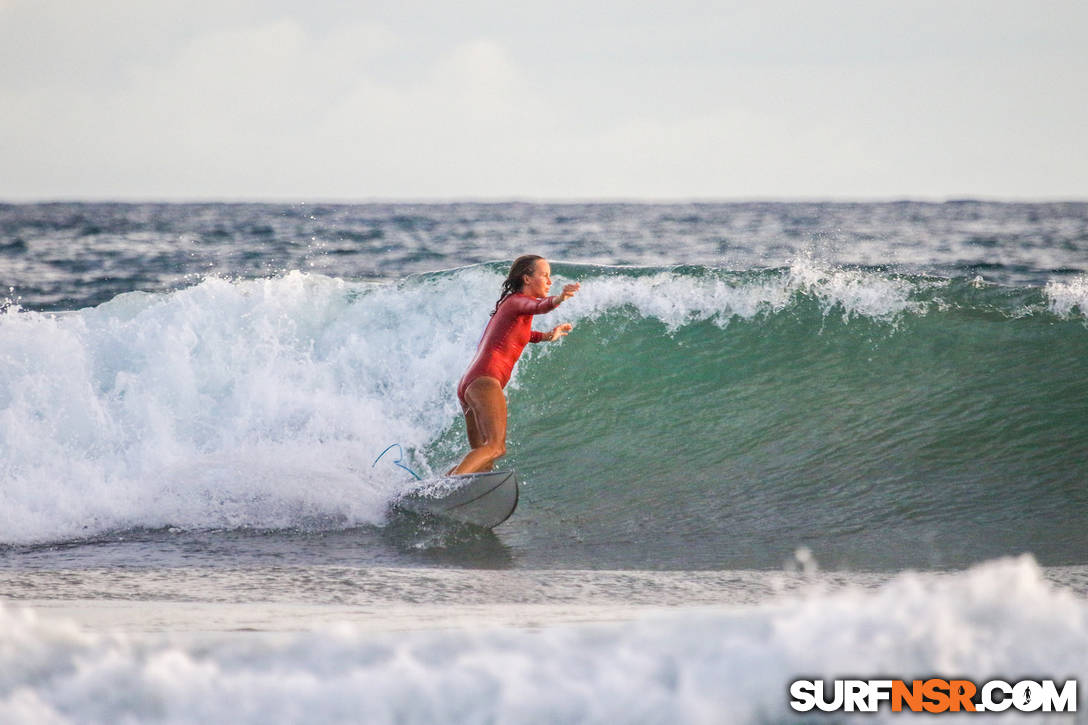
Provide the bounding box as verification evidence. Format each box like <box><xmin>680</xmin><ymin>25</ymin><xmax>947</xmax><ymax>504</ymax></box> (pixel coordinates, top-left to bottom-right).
<box><xmin>451</xmin><ymin>255</ymin><xmax>579</xmax><ymax>475</ymax></box>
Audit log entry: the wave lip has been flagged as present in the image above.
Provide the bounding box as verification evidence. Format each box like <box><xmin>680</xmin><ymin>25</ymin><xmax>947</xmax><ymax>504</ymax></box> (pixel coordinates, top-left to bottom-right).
<box><xmin>568</xmin><ymin>260</ymin><xmax>925</xmax><ymax>332</ymax></box>
<box><xmin>1046</xmin><ymin>274</ymin><xmax>1088</xmax><ymax>320</ymax></box>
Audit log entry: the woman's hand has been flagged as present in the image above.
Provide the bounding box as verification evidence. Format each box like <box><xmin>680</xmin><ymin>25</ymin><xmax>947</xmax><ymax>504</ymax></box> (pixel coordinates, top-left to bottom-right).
<box><xmin>558</xmin><ymin>282</ymin><xmax>580</xmax><ymax>302</ymax></box>
<box><xmin>547</xmin><ymin>323</ymin><xmax>573</xmax><ymax>341</ymax></box>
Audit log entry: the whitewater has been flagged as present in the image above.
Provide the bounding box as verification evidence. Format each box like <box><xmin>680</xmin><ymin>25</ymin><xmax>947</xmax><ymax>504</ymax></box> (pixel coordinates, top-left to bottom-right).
<box><xmin>1</xmin><ymin>558</ymin><xmax>1086</xmax><ymax>723</ymax></box>
<box><xmin>1</xmin><ymin>201</ymin><xmax>1086</xmax><ymax>722</ymax></box>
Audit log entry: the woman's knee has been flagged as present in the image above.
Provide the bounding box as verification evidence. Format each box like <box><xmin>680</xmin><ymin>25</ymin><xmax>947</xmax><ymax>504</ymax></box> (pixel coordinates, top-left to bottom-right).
<box><xmin>482</xmin><ymin>442</ymin><xmax>506</xmax><ymax>461</ymax></box>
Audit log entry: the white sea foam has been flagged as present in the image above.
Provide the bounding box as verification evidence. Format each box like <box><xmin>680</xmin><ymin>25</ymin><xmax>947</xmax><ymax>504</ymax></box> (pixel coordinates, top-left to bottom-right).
<box><xmin>784</xmin><ymin>259</ymin><xmax>921</xmax><ymax>322</ymax></box>
<box><xmin>1</xmin><ymin>557</ymin><xmax>1084</xmax><ymax>723</ymax></box>
<box><xmin>0</xmin><ymin>265</ymin><xmax>929</xmax><ymax>543</ymax></box>
<box><xmin>567</xmin><ymin>259</ymin><xmax>920</xmax><ymax>331</ymax></box>
<box><xmin>0</xmin><ymin>272</ymin><xmax>493</xmax><ymax>543</ymax></box>
<box><xmin>1045</xmin><ymin>274</ymin><xmax>1088</xmax><ymax>321</ymax></box>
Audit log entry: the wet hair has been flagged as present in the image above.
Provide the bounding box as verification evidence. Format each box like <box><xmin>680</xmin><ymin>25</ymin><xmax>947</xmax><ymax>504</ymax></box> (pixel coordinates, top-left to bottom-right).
<box><xmin>491</xmin><ymin>254</ymin><xmax>544</xmax><ymax>316</ymax></box>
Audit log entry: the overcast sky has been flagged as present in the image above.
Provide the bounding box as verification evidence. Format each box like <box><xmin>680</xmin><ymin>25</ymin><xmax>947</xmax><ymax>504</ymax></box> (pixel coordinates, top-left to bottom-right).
<box><xmin>1</xmin><ymin>0</ymin><xmax>1085</xmax><ymax>201</ymax></box>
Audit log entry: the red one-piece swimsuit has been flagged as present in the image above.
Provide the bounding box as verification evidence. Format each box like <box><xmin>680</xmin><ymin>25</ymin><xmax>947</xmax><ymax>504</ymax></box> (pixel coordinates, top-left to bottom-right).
<box><xmin>457</xmin><ymin>293</ymin><xmax>560</xmax><ymax>408</ymax></box>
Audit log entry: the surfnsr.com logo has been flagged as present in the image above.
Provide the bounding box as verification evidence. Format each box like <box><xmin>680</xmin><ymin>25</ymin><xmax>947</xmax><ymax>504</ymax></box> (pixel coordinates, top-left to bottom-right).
<box><xmin>789</xmin><ymin>679</ymin><xmax>1077</xmax><ymax>713</ymax></box>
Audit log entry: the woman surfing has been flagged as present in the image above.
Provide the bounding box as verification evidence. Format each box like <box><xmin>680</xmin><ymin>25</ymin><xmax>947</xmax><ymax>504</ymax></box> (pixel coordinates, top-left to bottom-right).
<box><xmin>450</xmin><ymin>255</ymin><xmax>579</xmax><ymax>475</ymax></box>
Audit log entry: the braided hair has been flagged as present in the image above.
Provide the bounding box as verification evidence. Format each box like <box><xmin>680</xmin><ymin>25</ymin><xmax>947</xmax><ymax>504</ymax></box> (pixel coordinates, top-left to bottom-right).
<box><xmin>491</xmin><ymin>255</ymin><xmax>544</xmax><ymax>316</ymax></box>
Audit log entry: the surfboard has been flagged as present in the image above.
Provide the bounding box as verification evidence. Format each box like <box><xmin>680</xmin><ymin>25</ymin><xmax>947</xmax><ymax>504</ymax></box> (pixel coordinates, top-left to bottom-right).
<box><xmin>392</xmin><ymin>470</ymin><xmax>519</xmax><ymax>529</ymax></box>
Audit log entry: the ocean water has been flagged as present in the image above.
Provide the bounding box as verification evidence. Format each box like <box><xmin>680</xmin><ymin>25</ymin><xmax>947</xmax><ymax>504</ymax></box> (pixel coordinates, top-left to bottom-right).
<box><xmin>1</xmin><ymin>201</ymin><xmax>1086</xmax><ymax>722</ymax></box>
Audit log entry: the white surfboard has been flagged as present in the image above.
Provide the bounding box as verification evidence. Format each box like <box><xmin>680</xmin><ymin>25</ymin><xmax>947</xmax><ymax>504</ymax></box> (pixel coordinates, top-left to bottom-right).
<box><xmin>393</xmin><ymin>470</ymin><xmax>519</xmax><ymax>529</ymax></box>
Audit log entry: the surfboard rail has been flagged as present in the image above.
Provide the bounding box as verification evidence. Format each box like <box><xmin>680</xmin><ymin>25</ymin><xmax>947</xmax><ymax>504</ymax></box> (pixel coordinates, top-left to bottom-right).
<box><xmin>393</xmin><ymin>470</ymin><xmax>519</xmax><ymax>529</ymax></box>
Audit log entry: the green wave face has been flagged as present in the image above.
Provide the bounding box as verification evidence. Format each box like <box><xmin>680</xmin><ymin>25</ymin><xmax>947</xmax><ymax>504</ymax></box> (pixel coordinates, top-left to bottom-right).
<box><xmin>435</xmin><ymin>264</ymin><xmax>1088</xmax><ymax>569</ymax></box>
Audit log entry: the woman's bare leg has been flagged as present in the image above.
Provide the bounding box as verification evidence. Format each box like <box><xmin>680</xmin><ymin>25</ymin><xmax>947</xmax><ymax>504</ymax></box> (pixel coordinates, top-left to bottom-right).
<box><xmin>450</xmin><ymin>377</ymin><xmax>507</xmax><ymax>475</ymax></box>
<box><xmin>446</xmin><ymin>408</ymin><xmax>485</xmax><ymax>474</ymax></box>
